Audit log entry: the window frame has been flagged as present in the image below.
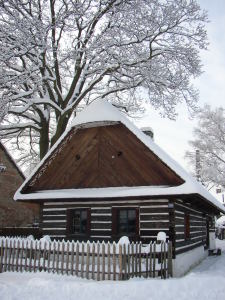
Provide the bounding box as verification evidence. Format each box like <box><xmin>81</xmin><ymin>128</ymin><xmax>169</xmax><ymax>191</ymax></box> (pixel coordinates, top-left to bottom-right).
<box><xmin>66</xmin><ymin>208</ymin><xmax>91</xmax><ymax>237</ymax></box>
<box><xmin>112</xmin><ymin>207</ymin><xmax>139</xmax><ymax>240</ymax></box>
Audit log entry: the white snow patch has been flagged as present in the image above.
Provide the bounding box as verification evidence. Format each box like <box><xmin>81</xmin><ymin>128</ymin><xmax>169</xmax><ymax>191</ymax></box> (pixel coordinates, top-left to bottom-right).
<box><xmin>157</xmin><ymin>231</ymin><xmax>167</xmax><ymax>242</ymax></box>
<box><xmin>173</xmin><ymin>245</ymin><xmax>207</xmax><ymax>277</ymax></box>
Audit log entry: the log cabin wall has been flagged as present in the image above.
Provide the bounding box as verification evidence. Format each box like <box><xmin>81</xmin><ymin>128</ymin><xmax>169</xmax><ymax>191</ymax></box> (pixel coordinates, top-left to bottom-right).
<box><xmin>174</xmin><ymin>198</ymin><xmax>212</xmax><ymax>255</ymax></box>
<box><xmin>41</xmin><ymin>198</ymin><xmax>170</xmax><ymax>243</ymax></box>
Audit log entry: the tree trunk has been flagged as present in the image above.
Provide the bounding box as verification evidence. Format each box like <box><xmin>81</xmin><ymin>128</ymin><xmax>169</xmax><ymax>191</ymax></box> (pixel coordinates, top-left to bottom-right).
<box><xmin>39</xmin><ymin>122</ymin><xmax>50</xmax><ymax>160</ymax></box>
<box><xmin>50</xmin><ymin>114</ymin><xmax>70</xmax><ymax>148</ymax></box>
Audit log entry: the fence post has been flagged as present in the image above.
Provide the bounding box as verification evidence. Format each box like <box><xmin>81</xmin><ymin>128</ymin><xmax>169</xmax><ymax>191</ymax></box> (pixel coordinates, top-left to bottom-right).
<box><xmin>0</xmin><ymin>239</ymin><xmax>4</xmax><ymax>273</ymax></box>
<box><xmin>168</xmin><ymin>242</ymin><xmax>173</xmax><ymax>277</ymax></box>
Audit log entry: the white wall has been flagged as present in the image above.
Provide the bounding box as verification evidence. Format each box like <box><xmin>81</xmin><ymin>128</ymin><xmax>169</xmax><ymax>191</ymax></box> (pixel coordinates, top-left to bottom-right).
<box><xmin>173</xmin><ymin>246</ymin><xmax>208</xmax><ymax>277</ymax></box>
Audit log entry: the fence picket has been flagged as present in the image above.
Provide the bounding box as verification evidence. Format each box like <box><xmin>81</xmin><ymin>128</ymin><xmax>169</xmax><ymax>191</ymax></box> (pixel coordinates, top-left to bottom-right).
<box><xmin>131</xmin><ymin>242</ymin><xmax>134</xmax><ymax>277</ymax></box>
<box><xmin>146</xmin><ymin>247</ymin><xmax>148</xmax><ymax>278</ymax></box>
<box><xmin>61</xmin><ymin>241</ymin><xmax>65</xmax><ymax>274</ymax></box>
<box><xmin>139</xmin><ymin>242</ymin><xmax>142</xmax><ymax>277</ymax></box>
<box><xmin>163</xmin><ymin>242</ymin><xmax>167</xmax><ymax>279</ymax></box>
<box><xmin>47</xmin><ymin>241</ymin><xmax>51</xmax><ymax>273</ymax></box>
<box><xmin>11</xmin><ymin>240</ymin><xmax>16</xmax><ymax>272</ymax></box>
<box><xmin>3</xmin><ymin>239</ymin><xmax>8</xmax><ymax>272</ymax></box>
<box><xmin>33</xmin><ymin>240</ymin><xmax>37</xmax><ymax>272</ymax></box>
<box><xmin>66</xmin><ymin>241</ymin><xmax>70</xmax><ymax>275</ymax></box>
<box><xmin>97</xmin><ymin>242</ymin><xmax>100</xmax><ymax>281</ymax></box>
<box><xmin>102</xmin><ymin>242</ymin><xmax>105</xmax><ymax>281</ymax></box>
<box><xmin>15</xmin><ymin>240</ymin><xmax>20</xmax><ymax>272</ymax></box>
<box><xmin>19</xmin><ymin>240</ymin><xmax>25</xmax><ymax>272</ymax></box>
<box><xmin>81</xmin><ymin>242</ymin><xmax>84</xmax><ymax>278</ymax></box>
<box><xmin>135</xmin><ymin>242</ymin><xmax>138</xmax><ymax>276</ymax></box>
<box><xmin>42</xmin><ymin>241</ymin><xmax>46</xmax><ymax>271</ymax></box>
<box><xmin>24</xmin><ymin>240</ymin><xmax>28</xmax><ymax>272</ymax></box>
<box><xmin>153</xmin><ymin>242</ymin><xmax>156</xmax><ymax>278</ymax></box>
<box><xmin>119</xmin><ymin>244</ymin><xmax>122</xmax><ymax>280</ymax></box>
<box><xmin>75</xmin><ymin>242</ymin><xmax>79</xmax><ymax>277</ymax></box>
<box><xmin>127</xmin><ymin>244</ymin><xmax>130</xmax><ymax>279</ymax></box>
<box><xmin>29</xmin><ymin>240</ymin><xmax>33</xmax><ymax>272</ymax></box>
<box><xmin>149</xmin><ymin>242</ymin><xmax>152</xmax><ymax>278</ymax></box>
<box><xmin>0</xmin><ymin>239</ymin><xmax>4</xmax><ymax>272</ymax></box>
<box><xmin>168</xmin><ymin>241</ymin><xmax>173</xmax><ymax>277</ymax></box>
<box><xmin>38</xmin><ymin>240</ymin><xmax>41</xmax><ymax>272</ymax></box>
<box><xmin>86</xmin><ymin>242</ymin><xmax>90</xmax><ymax>279</ymax></box>
<box><xmin>7</xmin><ymin>240</ymin><xmax>12</xmax><ymax>271</ymax></box>
<box><xmin>20</xmin><ymin>239</ymin><xmax>24</xmax><ymax>272</ymax></box>
<box><xmin>91</xmin><ymin>242</ymin><xmax>95</xmax><ymax>280</ymax></box>
<box><xmin>123</xmin><ymin>244</ymin><xmax>127</xmax><ymax>280</ymax></box>
<box><xmin>71</xmin><ymin>242</ymin><xmax>74</xmax><ymax>276</ymax></box>
<box><xmin>107</xmin><ymin>242</ymin><xmax>111</xmax><ymax>280</ymax></box>
<box><xmin>113</xmin><ymin>243</ymin><xmax>116</xmax><ymax>281</ymax></box>
<box><xmin>56</xmin><ymin>241</ymin><xmax>59</xmax><ymax>274</ymax></box>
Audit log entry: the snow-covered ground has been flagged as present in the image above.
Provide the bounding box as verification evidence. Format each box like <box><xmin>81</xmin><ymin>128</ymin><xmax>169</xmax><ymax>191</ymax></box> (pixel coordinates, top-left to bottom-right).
<box><xmin>1</xmin><ymin>239</ymin><xmax>225</xmax><ymax>300</ymax></box>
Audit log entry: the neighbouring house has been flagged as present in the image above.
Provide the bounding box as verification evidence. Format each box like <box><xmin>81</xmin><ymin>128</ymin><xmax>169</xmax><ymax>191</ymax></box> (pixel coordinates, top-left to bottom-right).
<box><xmin>14</xmin><ymin>100</ymin><xmax>225</xmax><ymax>276</ymax></box>
<box><xmin>216</xmin><ymin>215</ymin><xmax>225</xmax><ymax>239</ymax></box>
<box><xmin>0</xmin><ymin>142</ymin><xmax>39</xmax><ymax>228</ymax></box>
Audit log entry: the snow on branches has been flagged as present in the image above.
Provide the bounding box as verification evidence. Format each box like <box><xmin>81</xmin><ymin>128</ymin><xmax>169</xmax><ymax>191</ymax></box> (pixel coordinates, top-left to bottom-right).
<box><xmin>0</xmin><ymin>0</ymin><xmax>208</xmax><ymax>166</ymax></box>
<box><xmin>186</xmin><ymin>105</ymin><xmax>225</xmax><ymax>189</ymax></box>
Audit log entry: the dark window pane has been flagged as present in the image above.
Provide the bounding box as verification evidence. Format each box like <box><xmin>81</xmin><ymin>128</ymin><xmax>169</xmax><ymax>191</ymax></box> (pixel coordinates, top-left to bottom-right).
<box><xmin>71</xmin><ymin>209</ymin><xmax>87</xmax><ymax>234</ymax></box>
<box><xmin>128</xmin><ymin>210</ymin><xmax>136</xmax><ymax>219</ymax></box>
<box><xmin>117</xmin><ymin>209</ymin><xmax>137</xmax><ymax>236</ymax></box>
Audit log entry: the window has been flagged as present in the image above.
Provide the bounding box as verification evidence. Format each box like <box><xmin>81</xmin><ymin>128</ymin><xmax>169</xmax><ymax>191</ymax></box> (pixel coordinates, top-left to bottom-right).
<box><xmin>112</xmin><ymin>208</ymin><xmax>139</xmax><ymax>239</ymax></box>
<box><xmin>184</xmin><ymin>214</ymin><xmax>190</xmax><ymax>239</ymax></box>
<box><xmin>67</xmin><ymin>208</ymin><xmax>90</xmax><ymax>236</ymax></box>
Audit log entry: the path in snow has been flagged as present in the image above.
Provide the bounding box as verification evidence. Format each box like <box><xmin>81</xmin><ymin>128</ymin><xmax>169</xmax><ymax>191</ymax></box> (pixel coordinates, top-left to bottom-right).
<box><xmin>0</xmin><ymin>240</ymin><xmax>225</xmax><ymax>300</ymax></box>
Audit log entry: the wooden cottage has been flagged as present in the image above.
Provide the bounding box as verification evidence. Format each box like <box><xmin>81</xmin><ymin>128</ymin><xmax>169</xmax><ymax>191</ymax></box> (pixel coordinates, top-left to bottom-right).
<box><xmin>14</xmin><ymin>100</ymin><xmax>225</xmax><ymax>276</ymax></box>
<box><xmin>0</xmin><ymin>142</ymin><xmax>39</xmax><ymax>228</ymax></box>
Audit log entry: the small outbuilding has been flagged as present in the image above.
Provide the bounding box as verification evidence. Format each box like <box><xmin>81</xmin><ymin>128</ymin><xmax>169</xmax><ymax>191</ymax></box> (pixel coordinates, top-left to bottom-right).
<box><xmin>0</xmin><ymin>142</ymin><xmax>39</xmax><ymax>228</ymax></box>
<box><xmin>14</xmin><ymin>100</ymin><xmax>225</xmax><ymax>276</ymax></box>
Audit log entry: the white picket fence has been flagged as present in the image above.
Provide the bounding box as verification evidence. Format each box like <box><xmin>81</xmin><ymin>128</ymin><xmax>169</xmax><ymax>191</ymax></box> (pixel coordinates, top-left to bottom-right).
<box><xmin>0</xmin><ymin>237</ymin><xmax>173</xmax><ymax>280</ymax></box>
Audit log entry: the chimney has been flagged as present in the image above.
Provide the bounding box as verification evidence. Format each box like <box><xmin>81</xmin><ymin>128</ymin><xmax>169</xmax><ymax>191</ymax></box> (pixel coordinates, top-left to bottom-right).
<box><xmin>141</xmin><ymin>127</ymin><xmax>154</xmax><ymax>140</ymax></box>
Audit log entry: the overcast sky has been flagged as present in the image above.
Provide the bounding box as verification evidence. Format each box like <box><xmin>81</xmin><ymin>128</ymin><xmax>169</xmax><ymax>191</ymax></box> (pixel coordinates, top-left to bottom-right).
<box><xmin>136</xmin><ymin>0</ymin><xmax>225</xmax><ymax>173</ymax></box>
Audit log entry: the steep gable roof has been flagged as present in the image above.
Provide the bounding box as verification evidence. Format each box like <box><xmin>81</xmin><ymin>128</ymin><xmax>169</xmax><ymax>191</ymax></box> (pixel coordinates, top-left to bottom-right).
<box><xmin>0</xmin><ymin>142</ymin><xmax>25</xmax><ymax>180</ymax></box>
<box><xmin>14</xmin><ymin>100</ymin><xmax>225</xmax><ymax>213</ymax></box>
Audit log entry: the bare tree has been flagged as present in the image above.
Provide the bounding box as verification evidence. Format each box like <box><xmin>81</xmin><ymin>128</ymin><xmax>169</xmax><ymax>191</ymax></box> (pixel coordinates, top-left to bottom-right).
<box><xmin>186</xmin><ymin>105</ymin><xmax>225</xmax><ymax>189</ymax></box>
<box><xmin>0</xmin><ymin>0</ymin><xmax>208</xmax><ymax>167</ymax></box>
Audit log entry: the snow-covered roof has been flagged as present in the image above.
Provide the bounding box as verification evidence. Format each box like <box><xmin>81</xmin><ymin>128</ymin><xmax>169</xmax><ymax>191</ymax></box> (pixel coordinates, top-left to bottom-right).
<box><xmin>14</xmin><ymin>100</ymin><xmax>225</xmax><ymax>213</ymax></box>
<box><xmin>216</xmin><ymin>215</ymin><xmax>225</xmax><ymax>228</ymax></box>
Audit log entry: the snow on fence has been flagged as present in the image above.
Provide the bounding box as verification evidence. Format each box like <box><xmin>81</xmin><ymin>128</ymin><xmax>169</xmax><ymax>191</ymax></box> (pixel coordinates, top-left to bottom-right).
<box><xmin>0</xmin><ymin>237</ymin><xmax>173</xmax><ymax>280</ymax></box>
